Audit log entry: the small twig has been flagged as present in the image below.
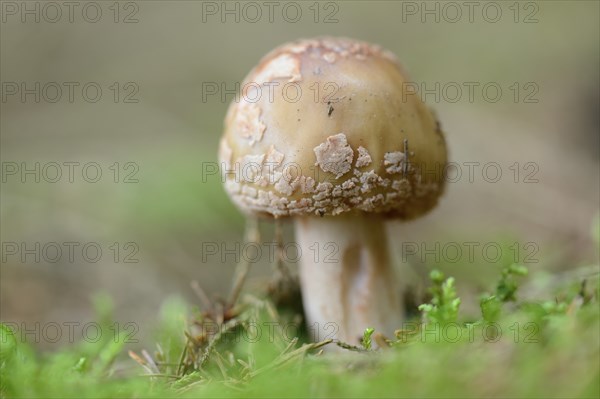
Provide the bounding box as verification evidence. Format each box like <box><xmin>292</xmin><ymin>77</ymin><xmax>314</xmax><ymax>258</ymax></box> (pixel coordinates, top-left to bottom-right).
<box><xmin>128</xmin><ymin>350</ymin><xmax>156</xmax><ymax>375</ymax></box>
<box><xmin>213</xmin><ymin>352</ymin><xmax>229</xmax><ymax>380</ymax></box>
<box><xmin>191</xmin><ymin>280</ymin><xmax>213</xmax><ymax>312</ymax></box>
<box><xmin>228</xmin><ymin>217</ymin><xmax>260</xmax><ymax>306</ymax></box>
<box><xmin>176</xmin><ymin>338</ymin><xmax>189</xmax><ymax>376</ymax></box>
<box><xmin>335</xmin><ymin>341</ymin><xmax>365</xmax><ymax>352</ymax></box>
<box><xmin>198</xmin><ymin>318</ymin><xmax>243</xmax><ymax>369</ymax></box>
<box><xmin>141</xmin><ymin>349</ymin><xmax>160</xmax><ymax>374</ymax></box>
<box><xmin>215</xmin><ymin>302</ymin><xmax>225</xmax><ymax>325</ymax></box>
<box><xmin>281</xmin><ymin>337</ymin><xmax>299</xmax><ymax>355</ymax></box>
<box><xmin>274</xmin><ymin>218</ymin><xmax>292</xmax><ymax>279</ymax></box>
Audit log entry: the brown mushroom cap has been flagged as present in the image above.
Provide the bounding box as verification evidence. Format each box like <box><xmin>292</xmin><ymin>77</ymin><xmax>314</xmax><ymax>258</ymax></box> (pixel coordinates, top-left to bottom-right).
<box><xmin>219</xmin><ymin>37</ymin><xmax>447</xmax><ymax>219</ymax></box>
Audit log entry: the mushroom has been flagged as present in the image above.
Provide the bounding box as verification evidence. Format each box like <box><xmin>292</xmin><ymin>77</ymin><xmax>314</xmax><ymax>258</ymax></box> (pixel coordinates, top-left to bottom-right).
<box><xmin>219</xmin><ymin>37</ymin><xmax>447</xmax><ymax>347</ymax></box>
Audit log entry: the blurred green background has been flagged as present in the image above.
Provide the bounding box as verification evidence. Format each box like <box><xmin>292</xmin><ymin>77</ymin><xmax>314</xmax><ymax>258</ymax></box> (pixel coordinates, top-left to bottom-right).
<box><xmin>1</xmin><ymin>0</ymin><xmax>598</xmax><ymax>350</ymax></box>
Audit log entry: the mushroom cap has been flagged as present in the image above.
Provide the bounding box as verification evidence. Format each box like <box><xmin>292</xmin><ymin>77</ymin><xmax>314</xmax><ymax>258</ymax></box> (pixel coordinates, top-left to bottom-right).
<box><xmin>219</xmin><ymin>37</ymin><xmax>447</xmax><ymax>219</ymax></box>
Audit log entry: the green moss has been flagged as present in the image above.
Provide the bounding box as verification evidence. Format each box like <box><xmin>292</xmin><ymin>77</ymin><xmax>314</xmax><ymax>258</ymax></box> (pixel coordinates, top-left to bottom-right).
<box><xmin>2</xmin><ymin>251</ymin><xmax>599</xmax><ymax>398</ymax></box>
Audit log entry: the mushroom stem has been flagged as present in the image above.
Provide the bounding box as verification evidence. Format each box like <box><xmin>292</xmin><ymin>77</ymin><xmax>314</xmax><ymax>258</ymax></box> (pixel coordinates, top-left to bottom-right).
<box><xmin>295</xmin><ymin>214</ymin><xmax>403</xmax><ymax>348</ymax></box>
